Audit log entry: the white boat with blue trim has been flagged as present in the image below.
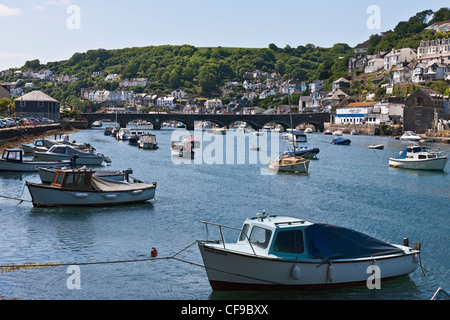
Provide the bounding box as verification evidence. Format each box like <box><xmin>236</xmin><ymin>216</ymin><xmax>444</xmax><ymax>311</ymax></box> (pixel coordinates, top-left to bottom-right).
<box><xmin>389</xmin><ymin>145</ymin><xmax>448</xmax><ymax>171</ymax></box>
<box><xmin>197</xmin><ymin>213</ymin><xmax>420</xmax><ymax>291</ymax></box>
<box><xmin>0</xmin><ymin>149</ymin><xmax>70</xmax><ymax>172</ymax></box>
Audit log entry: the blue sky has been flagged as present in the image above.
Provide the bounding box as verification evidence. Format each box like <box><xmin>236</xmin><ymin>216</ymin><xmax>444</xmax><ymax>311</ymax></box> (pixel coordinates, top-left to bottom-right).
<box><xmin>0</xmin><ymin>0</ymin><xmax>448</xmax><ymax>71</ymax></box>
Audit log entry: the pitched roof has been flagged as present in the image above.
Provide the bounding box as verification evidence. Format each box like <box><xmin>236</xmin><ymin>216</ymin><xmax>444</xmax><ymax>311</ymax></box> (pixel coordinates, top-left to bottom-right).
<box><xmin>14</xmin><ymin>90</ymin><xmax>59</xmax><ymax>102</ymax></box>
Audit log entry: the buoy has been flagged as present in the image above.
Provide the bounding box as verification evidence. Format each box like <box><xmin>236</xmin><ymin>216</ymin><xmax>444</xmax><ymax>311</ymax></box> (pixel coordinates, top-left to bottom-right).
<box><xmin>151</xmin><ymin>247</ymin><xmax>158</xmax><ymax>257</ymax></box>
<box><xmin>291</xmin><ymin>263</ymin><xmax>301</xmax><ymax>280</ymax></box>
<box><xmin>327</xmin><ymin>263</ymin><xmax>334</xmax><ymax>283</ymax></box>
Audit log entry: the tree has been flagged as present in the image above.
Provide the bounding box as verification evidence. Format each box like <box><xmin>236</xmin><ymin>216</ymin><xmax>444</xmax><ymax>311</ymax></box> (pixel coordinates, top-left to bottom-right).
<box><xmin>0</xmin><ymin>98</ymin><xmax>12</xmax><ymax>114</ymax></box>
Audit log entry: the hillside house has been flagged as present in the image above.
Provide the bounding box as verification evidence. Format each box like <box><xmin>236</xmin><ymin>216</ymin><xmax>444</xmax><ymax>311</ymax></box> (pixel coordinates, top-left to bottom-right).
<box><xmin>384</xmin><ymin>48</ymin><xmax>416</xmax><ymax>70</ymax></box>
<box><xmin>417</xmin><ymin>38</ymin><xmax>450</xmax><ymax>64</ymax></box>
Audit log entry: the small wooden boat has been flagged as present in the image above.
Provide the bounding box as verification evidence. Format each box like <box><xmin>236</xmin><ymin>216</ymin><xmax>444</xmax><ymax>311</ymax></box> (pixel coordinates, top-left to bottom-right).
<box><xmin>197</xmin><ymin>213</ymin><xmax>421</xmax><ymax>291</ymax></box>
<box><xmin>268</xmin><ymin>154</ymin><xmax>309</xmax><ymax>174</ymax></box>
<box><xmin>0</xmin><ymin>149</ymin><xmax>70</xmax><ymax>172</ymax></box>
<box><xmin>369</xmin><ymin>144</ymin><xmax>384</xmax><ymax>150</ymax></box>
<box><xmin>36</xmin><ymin>166</ymin><xmax>132</xmax><ymax>184</ymax></box>
<box><xmin>26</xmin><ymin>169</ymin><xmax>156</xmax><ymax>207</ymax></box>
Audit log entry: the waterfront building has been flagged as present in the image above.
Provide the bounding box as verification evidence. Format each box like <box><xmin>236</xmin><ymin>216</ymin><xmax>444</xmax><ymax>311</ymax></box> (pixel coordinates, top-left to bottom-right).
<box><xmin>335</xmin><ymin>101</ymin><xmax>379</xmax><ymax>125</ymax></box>
<box><xmin>404</xmin><ymin>87</ymin><xmax>446</xmax><ymax>133</ymax></box>
<box><xmin>14</xmin><ymin>90</ymin><xmax>60</xmax><ymax>121</ymax></box>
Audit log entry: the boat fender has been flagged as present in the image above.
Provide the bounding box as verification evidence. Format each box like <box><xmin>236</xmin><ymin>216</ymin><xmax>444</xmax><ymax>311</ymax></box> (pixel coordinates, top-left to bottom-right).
<box><xmin>151</xmin><ymin>247</ymin><xmax>158</xmax><ymax>258</ymax></box>
<box><xmin>291</xmin><ymin>263</ymin><xmax>301</xmax><ymax>280</ymax></box>
<box><xmin>327</xmin><ymin>263</ymin><xmax>334</xmax><ymax>283</ymax></box>
<box><xmin>413</xmin><ymin>253</ymin><xmax>419</xmax><ymax>263</ymax></box>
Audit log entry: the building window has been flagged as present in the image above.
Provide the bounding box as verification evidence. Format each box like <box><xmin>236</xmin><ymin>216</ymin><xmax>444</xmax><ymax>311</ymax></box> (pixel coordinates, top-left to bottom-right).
<box><xmin>20</xmin><ymin>101</ymin><xmax>26</xmax><ymax>107</ymax></box>
<box><xmin>38</xmin><ymin>101</ymin><xmax>44</xmax><ymax>107</ymax></box>
<box><xmin>416</xmin><ymin>110</ymin><xmax>421</xmax><ymax>116</ymax></box>
<box><xmin>415</xmin><ymin>120</ymin><xmax>421</xmax><ymax>126</ymax></box>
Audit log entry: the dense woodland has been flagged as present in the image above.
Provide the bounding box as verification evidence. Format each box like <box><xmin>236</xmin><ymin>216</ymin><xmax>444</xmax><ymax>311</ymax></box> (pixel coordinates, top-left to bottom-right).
<box><xmin>1</xmin><ymin>8</ymin><xmax>450</xmax><ymax>114</ymax></box>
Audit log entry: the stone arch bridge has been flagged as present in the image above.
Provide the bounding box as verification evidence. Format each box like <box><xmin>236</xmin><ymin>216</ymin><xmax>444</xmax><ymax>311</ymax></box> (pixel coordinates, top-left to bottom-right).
<box><xmin>82</xmin><ymin>113</ymin><xmax>330</xmax><ymax>132</ymax></box>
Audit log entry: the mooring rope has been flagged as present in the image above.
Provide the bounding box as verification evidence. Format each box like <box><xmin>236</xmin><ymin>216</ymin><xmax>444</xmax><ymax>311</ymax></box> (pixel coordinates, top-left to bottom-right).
<box><xmin>0</xmin><ymin>241</ymin><xmax>282</xmax><ymax>285</ymax></box>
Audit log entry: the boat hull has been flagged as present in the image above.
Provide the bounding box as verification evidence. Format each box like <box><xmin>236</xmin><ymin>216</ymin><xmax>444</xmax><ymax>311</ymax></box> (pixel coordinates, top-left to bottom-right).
<box><xmin>0</xmin><ymin>160</ymin><xmax>70</xmax><ymax>172</ymax></box>
<box><xmin>389</xmin><ymin>157</ymin><xmax>448</xmax><ymax>171</ymax></box>
<box><xmin>198</xmin><ymin>242</ymin><xmax>419</xmax><ymax>291</ymax></box>
<box><xmin>34</xmin><ymin>152</ymin><xmax>104</xmax><ymax>165</ymax></box>
<box><xmin>268</xmin><ymin>161</ymin><xmax>309</xmax><ymax>173</ymax></box>
<box><xmin>26</xmin><ymin>182</ymin><xmax>156</xmax><ymax>207</ymax></box>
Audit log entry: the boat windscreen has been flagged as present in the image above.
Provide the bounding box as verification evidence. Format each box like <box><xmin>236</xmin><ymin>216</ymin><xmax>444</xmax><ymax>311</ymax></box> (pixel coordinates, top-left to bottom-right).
<box><xmin>305</xmin><ymin>223</ymin><xmax>403</xmax><ymax>261</ymax></box>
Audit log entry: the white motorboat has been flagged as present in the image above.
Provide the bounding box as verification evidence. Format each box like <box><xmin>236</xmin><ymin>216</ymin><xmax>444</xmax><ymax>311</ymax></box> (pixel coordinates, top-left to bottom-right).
<box><xmin>171</xmin><ymin>141</ymin><xmax>194</xmax><ymax>158</ymax></box>
<box><xmin>369</xmin><ymin>144</ymin><xmax>384</xmax><ymax>150</ymax></box>
<box><xmin>197</xmin><ymin>213</ymin><xmax>421</xmax><ymax>291</ymax></box>
<box><xmin>138</xmin><ymin>134</ymin><xmax>158</xmax><ymax>149</ymax></box>
<box><xmin>34</xmin><ymin>145</ymin><xmax>111</xmax><ymax>165</ymax></box>
<box><xmin>400</xmin><ymin>131</ymin><xmax>421</xmax><ymax>142</ymax></box>
<box><xmin>304</xmin><ymin>128</ymin><xmax>313</xmax><ymax>133</ymax></box>
<box><xmin>21</xmin><ymin>138</ymin><xmax>57</xmax><ymax>154</ymax></box>
<box><xmin>332</xmin><ymin>130</ymin><xmax>343</xmax><ymax>136</ymax></box>
<box><xmin>91</xmin><ymin>120</ymin><xmax>120</xmax><ymax>130</ymax></box>
<box><xmin>268</xmin><ymin>154</ymin><xmax>309</xmax><ymax>174</ymax></box>
<box><xmin>116</xmin><ymin>128</ymin><xmax>131</xmax><ymax>140</ymax></box>
<box><xmin>36</xmin><ymin>166</ymin><xmax>131</xmax><ymax>184</ymax></box>
<box><xmin>282</xmin><ymin>130</ymin><xmax>307</xmax><ymax>143</ymax></box>
<box><xmin>351</xmin><ymin>129</ymin><xmax>359</xmax><ymax>135</ymax></box>
<box><xmin>26</xmin><ymin>169</ymin><xmax>157</xmax><ymax>207</ymax></box>
<box><xmin>389</xmin><ymin>145</ymin><xmax>448</xmax><ymax>171</ymax></box>
<box><xmin>0</xmin><ymin>149</ymin><xmax>70</xmax><ymax>172</ymax></box>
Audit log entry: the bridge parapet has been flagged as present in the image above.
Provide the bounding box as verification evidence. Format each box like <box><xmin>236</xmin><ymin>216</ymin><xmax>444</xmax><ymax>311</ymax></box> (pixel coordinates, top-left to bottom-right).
<box><xmin>82</xmin><ymin>113</ymin><xmax>330</xmax><ymax>132</ymax></box>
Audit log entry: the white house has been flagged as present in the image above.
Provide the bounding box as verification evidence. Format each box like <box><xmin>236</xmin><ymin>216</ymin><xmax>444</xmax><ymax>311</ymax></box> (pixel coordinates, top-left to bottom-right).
<box><xmin>105</xmin><ymin>74</ymin><xmax>120</xmax><ymax>82</ymax></box>
<box><xmin>171</xmin><ymin>89</ymin><xmax>188</xmax><ymax>99</ymax></box>
<box><xmin>364</xmin><ymin>58</ymin><xmax>385</xmax><ymax>73</ymax></box>
<box><xmin>412</xmin><ymin>60</ymin><xmax>449</xmax><ymax>83</ymax></box>
<box><xmin>243</xmin><ymin>80</ymin><xmax>254</xmax><ymax>90</ymax></box>
<box><xmin>205</xmin><ymin>98</ymin><xmax>223</xmax><ymax>111</ymax></box>
<box><xmin>335</xmin><ymin>102</ymin><xmax>379</xmax><ymax>125</ymax></box>
<box><xmin>309</xmin><ymin>80</ymin><xmax>323</xmax><ymax>93</ymax></box>
<box><xmin>384</xmin><ymin>48</ymin><xmax>416</xmax><ymax>70</ymax></box>
<box><xmin>157</xmin><ymin>95</ymin><xmax>177</xmax><ymax>109</ymax></box>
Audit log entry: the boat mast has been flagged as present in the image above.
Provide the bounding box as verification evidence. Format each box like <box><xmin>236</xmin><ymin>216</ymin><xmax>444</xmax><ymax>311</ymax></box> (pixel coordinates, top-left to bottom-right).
<box><xmin>287</xmin><ymin>80</ymin><xmax>296</xmax><ymax>153</ymax></box>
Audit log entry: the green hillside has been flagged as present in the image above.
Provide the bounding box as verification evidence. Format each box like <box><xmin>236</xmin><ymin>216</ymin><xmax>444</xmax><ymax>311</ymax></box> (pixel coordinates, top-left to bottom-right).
<box><xmin>2</xmin><ymin>7</ymin><xmax>450</xmax><ymax>113</ymax></box>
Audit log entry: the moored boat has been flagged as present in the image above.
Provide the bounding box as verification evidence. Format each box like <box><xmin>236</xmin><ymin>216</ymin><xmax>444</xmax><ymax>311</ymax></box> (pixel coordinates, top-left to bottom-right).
<box><xmin>36</xmin><ymin>166</ymin><xmax>132</xmax><ymax>184</ymax></box>
<box><xmin>138</xmin><ymin>134</ymin><xmax>158</xmax><ymax>149</ymax></box>
<box><xmin>282</xmin><ymin>130</ymin><xmax>307</xmax><ymax>143</ymax></box>
<box><xmin>26</xmin><ymin>169</ymin><xmax>157</xmax><ymax>207</ymax></box>
<box><xmin>0</xmin><ymin>149</ymin><xmax>70</xmax><ymax>172</ymax></box>
<box><xmin>268</xmin><ymin>154</ymin><xmax>309</xmax><ymax>174</ymax></box>
<box><xmin>171</xmin><ymin>141</ymin><xmax>194</xmax><ymax>158</ymax></box>
<box><xmin>400</xmin><ymin>131</ymin><xmax>421</xmax><ymax>142</ymax></box>
<box><xmin>197</xmin><ymin>213</ymin><xmax>421</xmax><ymax>291</ymax></box>
<box><xmin>369</xmin><ymin>144</ymin><xmax>384</xmax><ymax>150</ymax></box>
<box><xmin>34</xmin><ymin>145</ymin><xmax>111</xmax><ymax>165</ymax></box>
<box><xmin>282</xmin><ymin>146</ymin><xmax>320</xmax><ymax>160</ymax></box>
<box><xmin>330</xmin><ymin>137</ymin><xmax>351</xmax><ymax>145</ymax></box>
<box><xmin>389</xmin><ymin>145</ymin><xmax>448</xmax><ymax>171</ymax></box>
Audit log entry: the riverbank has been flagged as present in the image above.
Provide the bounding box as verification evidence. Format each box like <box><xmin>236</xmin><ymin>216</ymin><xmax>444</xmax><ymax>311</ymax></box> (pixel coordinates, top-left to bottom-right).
<box><xmin>0</xmin><ymin>124</ymin><xmax>82</xmax><ymax>153</ymax></box>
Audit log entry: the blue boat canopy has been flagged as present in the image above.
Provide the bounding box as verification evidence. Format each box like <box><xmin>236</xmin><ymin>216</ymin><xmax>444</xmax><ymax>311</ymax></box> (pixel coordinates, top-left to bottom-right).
<box><xmin>305</xmin><ymin>223</ymin><xmax>403</xmax><ymax>261</ymax></box>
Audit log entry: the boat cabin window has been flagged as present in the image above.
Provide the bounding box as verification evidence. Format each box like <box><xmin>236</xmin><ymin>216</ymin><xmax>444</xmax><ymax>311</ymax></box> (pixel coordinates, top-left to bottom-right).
<box><xmin>3</xmin><ymin>150</ymin><xmax>22</xmax><ymax>161</ymax></box>
<box><xmin>250</xmin><ymin>226</ymin><xmax>272</xmax><ymax>249</ymax></box>
<box><xmin>52</xmin><ymin>147</ymin><xmax>67</xmax><ymax>154</ymax></box>
<box><xmin>273</xmin><ymin>230</ymin><xmax>304</xmax><ymax>254</ymax></box>
<box><xmin>238</xmin><ymin>224</ymin><xmax>250</xmax><ymax>241</ymax></box>
<box><xmin>418</xmin><ymin>155</ymin><xmax>427</xmax><ymax>159</ymax></box>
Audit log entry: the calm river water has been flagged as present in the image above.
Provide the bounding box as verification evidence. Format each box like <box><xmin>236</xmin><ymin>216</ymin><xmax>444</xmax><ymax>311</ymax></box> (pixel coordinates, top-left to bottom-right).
<box><xmin>0</xmin><ymin>128</ymin><xmax>448</xmax><ymax>300</ymax></box>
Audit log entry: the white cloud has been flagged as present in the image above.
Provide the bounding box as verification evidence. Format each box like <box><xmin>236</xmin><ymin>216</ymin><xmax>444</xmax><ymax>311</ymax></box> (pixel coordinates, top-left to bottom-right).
<box><xmin>0</xmin><ymin>4</ymin><xmax>22</xmax><ymax>17</ymax></box>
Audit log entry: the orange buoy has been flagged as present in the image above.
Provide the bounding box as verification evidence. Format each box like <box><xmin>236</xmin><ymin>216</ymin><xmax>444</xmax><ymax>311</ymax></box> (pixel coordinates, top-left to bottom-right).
<box><xmin>151</xmin><ymin>247</ymin><xmax>158</xmax><ymax>257</ymax></box>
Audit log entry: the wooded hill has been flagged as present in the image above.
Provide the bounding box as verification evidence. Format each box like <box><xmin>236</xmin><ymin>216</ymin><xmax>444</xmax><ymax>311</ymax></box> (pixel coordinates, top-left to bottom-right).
<box><xmin>4</xmin><ymin>7</ymin><xmax>450</xmax><ymax>112</ymax></box>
